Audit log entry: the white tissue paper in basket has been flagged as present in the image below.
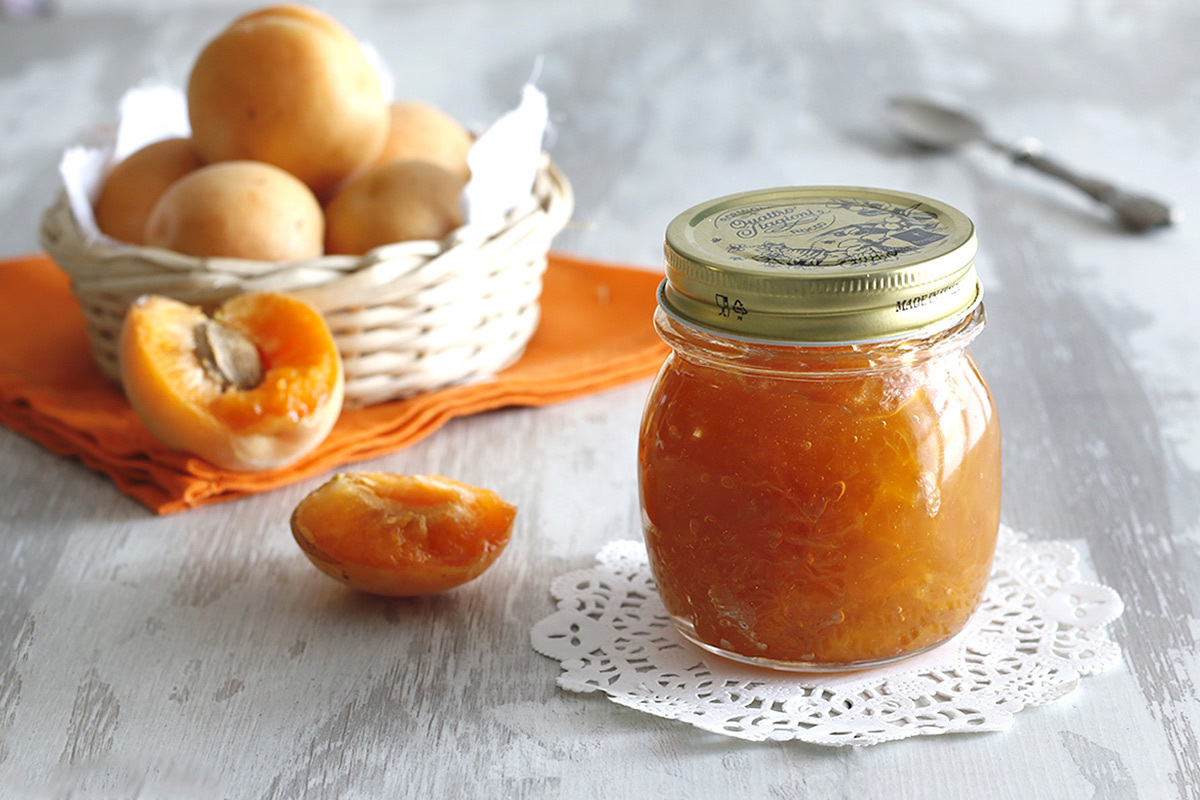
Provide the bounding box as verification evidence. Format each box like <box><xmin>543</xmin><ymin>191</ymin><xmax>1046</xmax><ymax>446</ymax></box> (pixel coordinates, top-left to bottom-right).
<box><xmin>58</xmin><ymin>80</ymin><xmax>549</xmax><ymax>246</ymax></box>
<box><xmin>461</xmin><ymin>83</ymin><xmax>548</xmax><ymax>230</ymax></box>
<box><xmin>59</xmin><ymin>83</ymin><xmax>190</xmax><ymax>243</ymax></box>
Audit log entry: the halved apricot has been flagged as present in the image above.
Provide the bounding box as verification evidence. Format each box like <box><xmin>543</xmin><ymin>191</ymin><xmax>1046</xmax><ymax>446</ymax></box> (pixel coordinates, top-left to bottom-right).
<box><xmin>290</xmin><ymin>473</ymin><xmax>516</xmax><ymax>596</ymax></box>
<box><xmin>119</xmin><ymin>292</ymin><xmax>344</xmax><ymax>471</ymax></box>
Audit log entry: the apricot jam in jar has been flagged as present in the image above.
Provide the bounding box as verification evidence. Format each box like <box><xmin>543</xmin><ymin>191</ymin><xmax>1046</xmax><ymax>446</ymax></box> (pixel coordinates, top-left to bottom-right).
<box><xmin>638</xmin><ymin>186</ymin><xmax>1001</xmax><ymax>671</ymax></box>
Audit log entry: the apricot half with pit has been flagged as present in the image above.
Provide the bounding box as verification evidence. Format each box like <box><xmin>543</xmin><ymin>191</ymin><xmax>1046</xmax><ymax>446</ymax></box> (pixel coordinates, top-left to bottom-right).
<box><xmin>119</xmin><ymin>292</ymin><xmax>344</xmax><ymax>471</ymax></box>
<box><xmin>290</xmin><ymin>473</ymin><xmax>516</xmax><ymax>596</ymax></box>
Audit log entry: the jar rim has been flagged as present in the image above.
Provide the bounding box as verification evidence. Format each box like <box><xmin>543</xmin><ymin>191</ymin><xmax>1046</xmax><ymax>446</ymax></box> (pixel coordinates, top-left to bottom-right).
<box><xmin>662</xmin><ymin>186</ymin><xmax>979</xmax><ymax>343</ymax></box>
<box><xmin>657</xmin><ymin>279</ymin><xmax>985</xmax><ymax>347</ymax></box>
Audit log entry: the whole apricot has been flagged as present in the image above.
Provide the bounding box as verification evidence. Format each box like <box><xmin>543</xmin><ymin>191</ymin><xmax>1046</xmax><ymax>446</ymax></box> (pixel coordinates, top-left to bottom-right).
<box><xmin>187</xmin><ymin>4</ymin><xmax>388</xmax><ymax>197</ymax></box>
<box><xmin>119</xmin><ymin>292</ymin><xmax>344</xmax><ymax>471</ymax></box>
<box><xmin>324</xmin><ymin>160</ymin><xmax>466</xmax><ymax>255</ymax></box>
<box><xmin>232</xmin><ymin>2</ymin><xmax>343</xmax><ymax>30</ymax></box>
<box><xmin>144</xmin><ymin>161</ymin><xmax>323</xmax><ymax>261</ymax></box>
<box><xmin>374</xmin><ymin>101</ymin><xmax>473</xmax><ymax>182</ymax></box>
<box><xmin>291</xmin><ymin>473</ymin><xmax>516</xmax><ymax>596</ymax></box>
<box><xmin>93</xmin><ymin>138</ymin><xmax>206</xmax><ymax>245</ymax></box>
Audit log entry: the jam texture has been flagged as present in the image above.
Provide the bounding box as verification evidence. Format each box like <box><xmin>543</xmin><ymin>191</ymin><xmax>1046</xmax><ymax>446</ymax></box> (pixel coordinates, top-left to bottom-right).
<box><xmin>638</xmin><ymin>311</ymin><xmax>1001</xmax><ymax>668</ymax></box>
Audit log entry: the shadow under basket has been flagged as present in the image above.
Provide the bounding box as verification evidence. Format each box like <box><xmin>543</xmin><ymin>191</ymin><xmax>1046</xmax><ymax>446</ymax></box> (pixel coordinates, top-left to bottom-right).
<box><xmin>39</xmin><ymin>155</ymin><xmax>574</xmax><ymax>407</ymax></box>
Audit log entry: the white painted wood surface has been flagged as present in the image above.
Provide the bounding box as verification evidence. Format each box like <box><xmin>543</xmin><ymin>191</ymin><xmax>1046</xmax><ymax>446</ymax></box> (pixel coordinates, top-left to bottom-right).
<box><xmin>2</xmin><ymin>1</ymin><xmax>1198</xmax><ymax>797</ymax></box>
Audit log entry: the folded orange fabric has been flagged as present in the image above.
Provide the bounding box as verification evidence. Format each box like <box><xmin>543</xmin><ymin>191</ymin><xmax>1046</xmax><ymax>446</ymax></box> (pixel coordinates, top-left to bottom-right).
<box><xmin>0</xmin><ymin>252</ymin><xmax>668</xmax><ymax>513</ymax></box>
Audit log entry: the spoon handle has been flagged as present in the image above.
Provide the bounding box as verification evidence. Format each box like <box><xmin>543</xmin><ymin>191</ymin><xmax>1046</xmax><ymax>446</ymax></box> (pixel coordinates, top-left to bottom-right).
<box><xmin>1004</xmin><ymin>138</ymin><xmax>1177</xmax><ymax>232</ymax></box>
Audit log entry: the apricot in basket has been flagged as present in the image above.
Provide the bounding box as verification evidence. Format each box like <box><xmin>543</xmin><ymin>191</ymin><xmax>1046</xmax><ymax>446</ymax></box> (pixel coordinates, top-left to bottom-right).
<box><xmin>374</xmin><ymin>100</ymin><xmax>474</xmax><ymax>182</ymax></box>
<box><xmin>186</xmin><ymin>4</ymin><xmax>389</xmax><ymax>197</ymax></box>
<box><xmin>290</xmin><ymin>473</ymin><xmax>516</xmax><ymax>596</ymax></box>
<box><xmin>93</xmin><ymin>137</ymin><xmax>205</xmax><ymax>245</ymax></box>
<box><xmin>119</xmin><ymin>292</ymin><xmax>344</xmax><ymax>471</ymax></box>
<box><xmin>144</xmin><ymin>161</ymin><xmax>324</xmax><ymax>261</ymax></box>
<box><xmin>324</xmin><ymin>159</ymin><xmax>466</xmax><ymax>255</ymax></box>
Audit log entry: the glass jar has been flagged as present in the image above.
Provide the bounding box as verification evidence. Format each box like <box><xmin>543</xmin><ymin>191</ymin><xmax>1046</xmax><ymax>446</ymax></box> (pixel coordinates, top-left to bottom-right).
<box><xmin>638</xmin><ymin>186</ymin><xmax>1001</xmax><ymax>671</ymax></box>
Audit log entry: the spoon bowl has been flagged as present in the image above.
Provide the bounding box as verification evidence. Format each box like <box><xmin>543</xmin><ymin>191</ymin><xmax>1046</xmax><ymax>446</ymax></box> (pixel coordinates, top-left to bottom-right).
<box><xmin>887</xmin><ymin>97</ymin><xmax>988</xmax><ymax>151</ymax></box>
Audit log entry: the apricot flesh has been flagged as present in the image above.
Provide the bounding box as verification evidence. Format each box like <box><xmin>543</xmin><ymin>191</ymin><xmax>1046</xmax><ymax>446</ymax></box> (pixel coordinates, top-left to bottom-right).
<box><xmin>186</xmin><ymin>4</ymin><xmax>388</xmax><ymax>197</ymax></box>
<box><xmin>93</xmin><ymin>137</ymin><xmax>206</xmax><ymax>245</ymax></box>
<box><xmin>291</xmin><ymin>473</ymin><xmax>516</xmax><ymax>596</ymax></box>
<box><xmin>119</xmin><ymin>292</ymin><xmax>344</xmax><ymax>471</ymax></box>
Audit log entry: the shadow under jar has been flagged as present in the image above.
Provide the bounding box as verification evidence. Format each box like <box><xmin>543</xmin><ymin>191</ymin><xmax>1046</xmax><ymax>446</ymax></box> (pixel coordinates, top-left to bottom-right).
<box><xmin>639</xmin><ymin>186</ymin><xmax>1002</xmax><ymax>672</ymax></box>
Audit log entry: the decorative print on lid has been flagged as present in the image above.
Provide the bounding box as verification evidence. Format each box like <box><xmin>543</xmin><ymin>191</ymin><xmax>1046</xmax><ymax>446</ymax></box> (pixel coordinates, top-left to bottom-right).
<box><xmin>716</xmin><ymin>197</ymin><xmax>949</xmax><ymax>270</ymax></box>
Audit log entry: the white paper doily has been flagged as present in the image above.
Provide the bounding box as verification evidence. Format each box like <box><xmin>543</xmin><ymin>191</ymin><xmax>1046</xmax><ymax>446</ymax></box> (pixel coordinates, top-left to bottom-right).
<box><xmin>531</xmin><ymin>525</ymin><xmax>1124</xmax><ymax>746</ymax></box>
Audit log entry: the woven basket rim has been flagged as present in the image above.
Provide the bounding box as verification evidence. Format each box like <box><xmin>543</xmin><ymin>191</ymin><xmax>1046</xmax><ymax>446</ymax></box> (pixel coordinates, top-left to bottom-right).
<box><xmin>41</xmin><ymin>153</ymin><xmax>573</xmax><ymax>278</ymax></box>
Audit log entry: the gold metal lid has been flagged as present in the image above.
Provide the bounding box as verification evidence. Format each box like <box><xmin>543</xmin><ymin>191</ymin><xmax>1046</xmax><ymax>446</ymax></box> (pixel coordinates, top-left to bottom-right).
<box><xmin>662</xmin><ymin>186</ymin><xmax>980</xmax><ymax>343</ymax></box>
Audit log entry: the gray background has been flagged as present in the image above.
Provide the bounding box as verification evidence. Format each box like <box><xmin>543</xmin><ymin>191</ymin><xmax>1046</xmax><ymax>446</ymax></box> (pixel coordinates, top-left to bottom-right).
<box><xmin>1</xmin><ymin>1</ymin><xmax>1197</xmax><ymax>797</ymax></box>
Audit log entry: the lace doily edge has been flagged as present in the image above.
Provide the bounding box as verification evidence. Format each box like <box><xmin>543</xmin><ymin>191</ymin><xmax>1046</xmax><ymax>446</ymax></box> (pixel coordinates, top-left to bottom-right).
<box><xmin>531</xmin><ymin>528</ymin><xmax>1125</xmax><ymax>746</ymax></box>
<box><xmin>542</xmin><ymin>670</ymin><xmax>1022</xmax><ymax>745</ymax></box>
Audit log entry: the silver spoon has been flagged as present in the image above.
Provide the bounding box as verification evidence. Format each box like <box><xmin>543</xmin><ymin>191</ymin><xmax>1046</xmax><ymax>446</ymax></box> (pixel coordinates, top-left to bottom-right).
<box><xmin>887</xmin><ymin>96</ymin><xmax>1177</xmax><ymax>232</ymax></box>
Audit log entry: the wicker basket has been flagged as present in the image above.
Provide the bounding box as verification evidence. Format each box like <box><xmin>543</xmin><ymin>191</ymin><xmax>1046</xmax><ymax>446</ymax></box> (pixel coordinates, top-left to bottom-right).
<box><xmin>40</xmin><ymin>155</ymin><xmax>573</xmax><ymax>407</ymax></box>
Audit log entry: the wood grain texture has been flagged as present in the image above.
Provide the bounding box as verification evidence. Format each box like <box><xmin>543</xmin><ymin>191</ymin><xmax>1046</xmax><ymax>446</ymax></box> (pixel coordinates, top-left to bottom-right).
<box><xmin>2</xmin><ymin>1</ymin><xmax>1199</xmax><ymax>798</ymax></box>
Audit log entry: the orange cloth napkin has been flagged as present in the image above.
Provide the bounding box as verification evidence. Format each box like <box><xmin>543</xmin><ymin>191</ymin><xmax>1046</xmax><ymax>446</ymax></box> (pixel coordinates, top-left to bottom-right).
<box><xmin>0</xmin><ymin>252</ymin><xmax>668</xmax><ymax>514</ymax></box>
